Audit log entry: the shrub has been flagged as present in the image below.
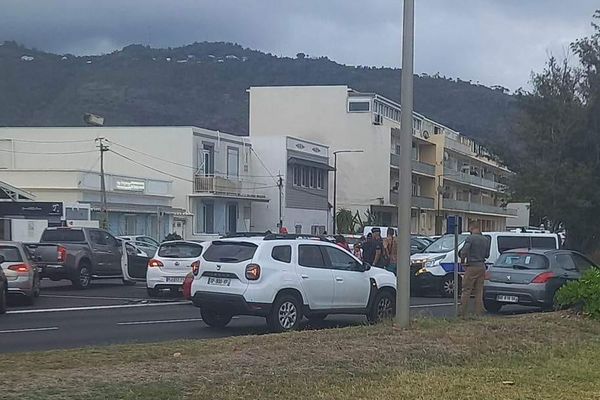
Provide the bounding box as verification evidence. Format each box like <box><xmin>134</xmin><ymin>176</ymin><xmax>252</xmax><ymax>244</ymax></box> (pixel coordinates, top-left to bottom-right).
<box><xmin>556</xmin><ymin>268</ymin><xmax>600</xmax><ymax>318</ymax></box>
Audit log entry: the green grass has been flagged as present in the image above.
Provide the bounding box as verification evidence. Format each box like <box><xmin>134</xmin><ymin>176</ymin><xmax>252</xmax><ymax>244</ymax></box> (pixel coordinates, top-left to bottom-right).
<box><xmin>2</xmin><ymin>313</ymin><xmax>600</xmax><ymax>399</ymax></box>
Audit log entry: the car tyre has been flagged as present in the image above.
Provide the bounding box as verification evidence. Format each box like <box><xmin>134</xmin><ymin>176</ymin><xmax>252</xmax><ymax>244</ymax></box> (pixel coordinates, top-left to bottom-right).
<box><xmin>33</xmin><ymin>274</ymin><xmax>41</xmax><ymax>298</ymax></box>
<box><xmin>440</xmin><ymin>275</ymin><xmax>461</xmax><ymax>298</ymax></box>
<box><xmin>268</xmin><ymin>294</ymin><xmax>302</xmax><ymax>333</ymax></box>
<box><xmin>367</xmin><ymin>290</ymin><xmax>396</xmax><ymax>324</ymax></box>
<box><xmin>484</xmin><ymin>300</ymin><xmax>502</xmax><ymax>313</ymax></box>
<box><xmin>146</xmin><ymin>287</ymin><xmax>160</xmax><ymax>297</ymax></box>
<box><xmin>201</xmin><ymin>308</ymin><xmax>233</xmax><ymax>328</ymax></box>
<box><xmin>72</xmin><ymin>264</ymin><xmax>92</xmax><ymax>290</ymax></box>
<box><xmin>0</xmin><ymin>284</ymin><xmax>6</xmax><ymax>314</ymax></box>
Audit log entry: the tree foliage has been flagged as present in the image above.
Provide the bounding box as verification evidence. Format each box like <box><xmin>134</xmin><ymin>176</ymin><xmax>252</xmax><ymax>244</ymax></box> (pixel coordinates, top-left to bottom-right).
<box><xmin>509</xmin><ymin>11</ymin><xmax>600</xmax><ymax>252</ymax></box>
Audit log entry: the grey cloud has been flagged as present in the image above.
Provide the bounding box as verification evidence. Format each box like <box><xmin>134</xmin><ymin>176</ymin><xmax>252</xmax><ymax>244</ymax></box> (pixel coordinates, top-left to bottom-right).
<box><xmin>0</xmin><ymin>0</ymin><xmax>597</xmax><ymax>89</ymax></box>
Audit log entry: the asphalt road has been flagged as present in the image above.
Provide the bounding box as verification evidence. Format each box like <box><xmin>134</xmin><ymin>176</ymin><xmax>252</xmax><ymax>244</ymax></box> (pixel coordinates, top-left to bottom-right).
<box><xmin>0</xmin><ymin>279</ymin><xmax>539</xmax><ymax>353</ymax></box>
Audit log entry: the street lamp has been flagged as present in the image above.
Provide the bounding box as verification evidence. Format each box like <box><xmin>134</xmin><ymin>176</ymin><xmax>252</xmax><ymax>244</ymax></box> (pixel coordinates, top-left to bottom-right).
<box><xmin>332</xmin><ymin>149</ymin><xmax>364</xmax><ymax>234</ymax></box>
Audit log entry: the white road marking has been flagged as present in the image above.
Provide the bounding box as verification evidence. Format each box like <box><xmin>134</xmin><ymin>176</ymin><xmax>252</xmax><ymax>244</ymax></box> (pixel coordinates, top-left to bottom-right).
<box><xmin>6</xmin><ymin>301</ymin><xmax>191</xmax><ymax>315</ymax></box>
<box><xmin>40</xmin><ymin>294</ymin><xmax>145</xmax><ymax>301</ymax></box>
<box><xmin>0</xmin><ymin>327</ymin><xmax>59</xmax><ymax>334</ymax></box>
<box><xmin>410</xmin><ymin>303</ymin><xmax>454</xmax><ymax>308</ymax></box>
<box><xmin>118</xmin><ymin>318</ymin><xmax>203</xmax><ymax>326</ymax></box>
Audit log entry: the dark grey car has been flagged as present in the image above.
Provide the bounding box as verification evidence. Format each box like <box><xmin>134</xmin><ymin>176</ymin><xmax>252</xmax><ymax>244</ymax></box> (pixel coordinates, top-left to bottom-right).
<box><xmin>483</xmin><ymin>249</ymin><xmax>597</xmax><ymax>313</ymax></box>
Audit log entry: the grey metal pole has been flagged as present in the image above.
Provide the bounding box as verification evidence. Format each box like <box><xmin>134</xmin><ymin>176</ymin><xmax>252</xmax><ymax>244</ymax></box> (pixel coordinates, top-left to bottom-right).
<box><xmin>454</xmin><ymin>218</ymin><xmax>459</xmax><ymax>317</ymax></box>
<box><xmin>396</xmin><ymin>0</ymin><xmax>414</xmax><ymax>328</ymax></box>
<box><xmin>333</xmin><ymin>153</ymin><xmax>337</xmax><ymax>235</ymax></box>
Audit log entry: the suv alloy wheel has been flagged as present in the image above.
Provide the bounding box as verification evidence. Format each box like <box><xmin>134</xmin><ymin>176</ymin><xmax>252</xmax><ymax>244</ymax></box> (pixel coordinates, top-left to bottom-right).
<box><xmin>268</xmin><ymin>294</ymin><xmax>302</xmax><ymax>332</ymax></box>
<box><xmin>367</xmin><ymin>290</ymin><xmax>395</xmax><ymax>324</ymax></box>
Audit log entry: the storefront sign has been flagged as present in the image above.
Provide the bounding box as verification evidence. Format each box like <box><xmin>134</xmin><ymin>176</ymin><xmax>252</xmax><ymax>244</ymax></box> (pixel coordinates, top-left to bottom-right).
<box><xmin>0</xmin><ymin>202</ymin><xmax>63</xmax><ymax>217</ymax></box>
<box><xmin>115</xmin><ymin>180</ymin><xmax>145</xmax><ymax>192</ymax></box>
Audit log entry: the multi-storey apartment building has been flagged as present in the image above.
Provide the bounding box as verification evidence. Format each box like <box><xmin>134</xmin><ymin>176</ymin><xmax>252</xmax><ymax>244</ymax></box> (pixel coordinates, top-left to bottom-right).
<box><xmin>249</xmin><ymin>85</ymin><xmax>515</xmax><ymax>235</ymax></box>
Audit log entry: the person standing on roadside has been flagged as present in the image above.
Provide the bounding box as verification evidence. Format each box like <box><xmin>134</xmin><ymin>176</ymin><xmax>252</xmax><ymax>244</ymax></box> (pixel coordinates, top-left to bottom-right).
<box><xmin>335</xmin><ymin>235</ymin><xmax>351</xmax><ymax>251</ymax></box>
<box><xmin>384</xmin><ymin>228</ymin><xmax>398</xmax><ymax>274</ymax></box>
<box><xmin>362</xmin><ymin>228</ymin><xmax>384</xmax><ymax>266</ymax></box>
<box><xmin>458</xmin><ymin>223</ymin><xmax>490</xmax><ymax>317</ymax></box>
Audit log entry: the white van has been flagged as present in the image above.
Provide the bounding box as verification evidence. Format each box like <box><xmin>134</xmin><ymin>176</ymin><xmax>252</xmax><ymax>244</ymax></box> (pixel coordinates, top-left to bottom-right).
<box><xmin>409</xmin><ymin>232</ymin><xmax>560</xmax><ymax>297</ymax></box>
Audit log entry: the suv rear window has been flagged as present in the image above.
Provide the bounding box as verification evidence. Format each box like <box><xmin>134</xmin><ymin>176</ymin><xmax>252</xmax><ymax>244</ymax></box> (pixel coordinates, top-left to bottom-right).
<box><xmin>531</xmin><ymin>237</ymin><xmax>558</xmax><ymax>249</ymax></box>
<box><xmin>203</xmin><ymin>241</ymin><xmax>257</xmax><ymax>263</ymax></box>
<box><xmin>495</xmin><ymin>253</ymin><xmax>548</xmax><ymax>269</ymax></box>
<box><xmin>40</xmin><ymin>229</ymin><xmax>86</xmax><ymax>243</ymax></box>
<box><xmin>158</xmin><ymin>242</ymin><xmax>203</xmax><ymax>258</ymax></box>
<box><xmin>0</xmin><ymin>246</ymin><xmax>22</xmax><ymax>262</ymax></box>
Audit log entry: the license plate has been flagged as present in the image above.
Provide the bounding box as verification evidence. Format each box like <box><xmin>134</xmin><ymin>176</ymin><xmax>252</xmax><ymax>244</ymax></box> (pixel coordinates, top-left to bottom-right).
<box><xmin>497</xmin><ymin>295</ymin><xmax>518</xmax><ymax>303</ymax></box>
<box><xmin>207</xmin><ymin>277</ymin><xmax>231</xmax><ymax>286</ymax></box>
<box><xmin>166</xmin><ymin>276</ymin><xmax>185</xmax><ymax>283</ymax></box>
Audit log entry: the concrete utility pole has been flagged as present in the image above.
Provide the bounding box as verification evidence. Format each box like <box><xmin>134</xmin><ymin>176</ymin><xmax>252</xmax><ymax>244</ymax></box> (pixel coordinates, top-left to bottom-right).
<box><xmin>96</xmin><ymin>137</ymin><xmax>109</xmax><ymax>230</ymax></box>
<box><xmin>396</xmin><ymin>0</ymin><xmax>415</xmax><ymax>328</ymax></box>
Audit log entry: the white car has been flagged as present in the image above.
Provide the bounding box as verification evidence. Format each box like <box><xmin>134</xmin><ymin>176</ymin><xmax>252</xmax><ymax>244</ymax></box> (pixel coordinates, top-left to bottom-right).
<box><xmin>146</xmin><ymin>240</ymin><xmax>205</xmax><ymax>297</ymax></box>
<box><xmin>190</xmin><ymin>235</ymin><xmax>397</xmax><ymax>332</ymax></box>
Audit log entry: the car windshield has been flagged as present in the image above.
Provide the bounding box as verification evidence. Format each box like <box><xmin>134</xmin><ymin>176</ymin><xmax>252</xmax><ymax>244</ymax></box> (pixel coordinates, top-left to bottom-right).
<box><xmin>424</xmin><ymin>234</ymin><xmax>468</xmax><ymax>253</ymax></box>
<box><xmin>40</xmin><ymin>229</ymin><xmax>86</xmax><ymax>243</ymax></box>
<box><xmin>158</xmin><ymin>242</ymin><xmax>203</xmax><ymax>258</ymax></box>
<box><xmin>495</xmin><ymin>253</ymin><xmax>548</xmax><ymax>269</ymax></box>
<box><xmin>203</xmin><ymin>241</ymin><xmax>258</xmax><ymax>263</ymax></box>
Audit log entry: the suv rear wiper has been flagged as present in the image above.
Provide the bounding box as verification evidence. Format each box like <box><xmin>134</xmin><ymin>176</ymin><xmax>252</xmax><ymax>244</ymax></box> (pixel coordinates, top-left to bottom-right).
<box><xmin>218</xmin><ymin>257</ymin><xmax>239</xmax><ymax>262</ymax></box>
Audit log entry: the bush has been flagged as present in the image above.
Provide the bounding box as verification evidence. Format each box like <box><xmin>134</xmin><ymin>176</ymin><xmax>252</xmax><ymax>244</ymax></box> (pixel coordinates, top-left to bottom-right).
<box><xmin>556</xmin><ymin>268</ymin><xmax>600</xmax><ymax>318</ymax></box>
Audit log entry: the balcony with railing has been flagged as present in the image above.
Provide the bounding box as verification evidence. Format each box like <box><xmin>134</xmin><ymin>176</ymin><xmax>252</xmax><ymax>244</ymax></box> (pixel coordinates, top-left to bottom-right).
<box><xmin>390</xmin><ymin>153</ymin><xmax>436</xmax><ymax>176</ymax></box>
<box><xmin>443</xmin><ymin>198</ymin><xmax>516</xmax><ymax>216</ymax></box>
<box><xmin>390</xmin><ymin>191</ymin><xmax>435</xmax><ymax>209</ymax></box>
<box><xmin>193</xmin><ymin>175</ymin><xmax>267</xmax><ymax>201</ymax></box>
<box><xmin>443</xmin><ymin>167</ymin><xmax>503</xmax><ymax>191</ymax></box>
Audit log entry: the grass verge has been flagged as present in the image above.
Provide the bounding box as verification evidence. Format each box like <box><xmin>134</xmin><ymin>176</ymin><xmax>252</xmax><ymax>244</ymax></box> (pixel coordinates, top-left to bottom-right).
<box><xmin>2</xmin><ymin>313</ymin><xmax>600</xmax><ymax>399</ymax></box>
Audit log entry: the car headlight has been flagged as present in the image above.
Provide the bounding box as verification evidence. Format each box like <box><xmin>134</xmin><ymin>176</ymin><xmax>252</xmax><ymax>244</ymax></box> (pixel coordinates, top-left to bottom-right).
<box><xmin>424</xmin><ymin>255</ymin><xmax>445</xmax><ymax>268</ymax></box>
<box><xmin>416</xmin><ymin>267</ymin><xmax>428</xmax><ymax>276</ymax></box>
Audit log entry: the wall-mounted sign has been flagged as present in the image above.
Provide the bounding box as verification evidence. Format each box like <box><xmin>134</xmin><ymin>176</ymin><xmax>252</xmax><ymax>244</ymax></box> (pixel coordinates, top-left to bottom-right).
<box><xmin>0</xmin><ymin>202</ymin><xmax>63</xmax><ymax>217</ymax></box>
<box><xmin>115</xmin><ymin>180</ymin><xmax>145</xmax><ymax>192</ymax></box>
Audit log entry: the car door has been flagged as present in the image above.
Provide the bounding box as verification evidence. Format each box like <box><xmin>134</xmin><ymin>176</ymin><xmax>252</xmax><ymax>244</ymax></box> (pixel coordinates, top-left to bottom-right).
<box><xmin>88</xmin><ymin>229</ymin><xmax>111</xmax><ymax>274</ymax></box>
<box><xmin>553</xmin><ymin>252</ymin><xmax>580</xmax><ymax>284</ymax></box>
<box><xmin>124</xmin><ymin>242</ymin><xmax>149</xmax><ymax>280</ymax></box>
<box><xmin>296</xmin><ymin>244</ymin><xmax>334</xmax><ymax>310</ymax></box>
<box><xmin>103</xmin><ymin>231</ymin><xmax>124</xmax><ymax>274</ymax></box>
<box><xmin>323</xmin><ymin>245</ymin><xmax>371</xmax><ymax>309</ymax></box>
<box><xmin>570</xmin><ymin>253</ymin><xmax>596</xmax><ymax>277</ymax></box>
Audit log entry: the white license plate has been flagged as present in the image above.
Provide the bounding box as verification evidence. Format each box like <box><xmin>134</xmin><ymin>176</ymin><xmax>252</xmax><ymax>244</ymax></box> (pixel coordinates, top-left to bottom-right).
<box><xmin>166</xmin><ymin>276</ymin><xmax>185</xmax><ymax>283</ymax></box>
<box><xmin>207</xmin><ymin>277</ymin><xmax>231</xmax><ymax>286</ymax></box>
<box><xmin>497</xmin><ymin>295</ymin><xmax>518</xmax><ymax>303</ymax></box>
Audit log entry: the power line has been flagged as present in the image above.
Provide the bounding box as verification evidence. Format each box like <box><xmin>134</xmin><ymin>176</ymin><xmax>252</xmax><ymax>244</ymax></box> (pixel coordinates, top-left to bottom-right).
<box><xmin>0</xmin><ymin>148</ymin><xmax>96</xmax><ymax>155</ymax></box>
<box><xmin>7</xmin><ymin>138</ymin><xmax>96</xmax><ymax>144</ymax></box>
<box><xmin>250</xmin><ymin>147</ymin><xmax>278</xmax><ymax>183</ymax></box>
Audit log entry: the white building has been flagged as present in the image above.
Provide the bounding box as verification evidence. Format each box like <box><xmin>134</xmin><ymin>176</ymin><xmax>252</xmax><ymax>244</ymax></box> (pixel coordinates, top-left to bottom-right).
<box><xmin>249</xmin><ymin>85</ymin><xmax>515</xmax><ymax>235</ymax></box>
<box><xmin>251</xmin><ymin>136</ymin><xmax>333</xmax><ymax>234</ymax></box>
<box><xmin>0</xmin><ymin>127</ymin><xmax>268</xmax><ymax>240</ymax></box>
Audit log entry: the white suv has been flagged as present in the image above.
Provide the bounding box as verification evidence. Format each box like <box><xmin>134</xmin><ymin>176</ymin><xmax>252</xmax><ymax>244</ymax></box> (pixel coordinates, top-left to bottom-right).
<box><xmin>190</xmin><ymin>236</ymin><xmax>397</xmax><ymax>332</ymax></box>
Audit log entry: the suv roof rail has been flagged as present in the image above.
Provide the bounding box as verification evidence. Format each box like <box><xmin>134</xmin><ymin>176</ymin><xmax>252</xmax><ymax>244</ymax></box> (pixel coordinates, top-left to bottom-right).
<box><xmin>220</xmin><ymin>232</ymin><xmax>270</xmax><ymax>238</ymax></box>
<box><xmin>263</xmin><ymin>234</ymin><xmax>333</xmax><ymax>242</ymax></box>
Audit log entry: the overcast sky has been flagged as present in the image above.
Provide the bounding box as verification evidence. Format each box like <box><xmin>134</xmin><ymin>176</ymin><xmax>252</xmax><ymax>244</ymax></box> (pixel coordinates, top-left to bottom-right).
<box><xmin>1</xmin><ymin>0</ymin><xmax>597</xmax><ymax>90</ymax></box>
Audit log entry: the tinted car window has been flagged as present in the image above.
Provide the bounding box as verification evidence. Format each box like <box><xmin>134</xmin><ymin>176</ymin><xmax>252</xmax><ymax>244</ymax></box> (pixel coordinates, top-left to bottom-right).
<box><xmin>571</xmin><ymin>254</ymin><xmax>595</xmax><ymax>273</ymax></box>
<box><xmin>554</xmin><ymin>253</ymin><xmax>577</xmax><ymax>270</ymax></box>
<box><xmin>324</xmin><ymin>246</ymin><xmax>358</xmax><ymax>270</ymax></box>
<box><xmin>495</xmin><ymin>253</ymin><xmax>548</xmax><ymax>269</ymax></box>
<box><xmin>531</xmin><ymin>237</ymin><xmax>558</xmax><ymax>249</ymax></box>
<box><xmin>298</xmin><ymin>245</ymin><xmax>327</xmax><ymax>268</ymax></box>
<box><xmin>89</xmin><ymin>230</ymin><xmax>107</xmax><ymax>246</ymax></box>
<box><xmin>271</xmin><ymin>246</ymin><xmax>291</xmax><ymax>263</ymax></box>
<box><xmin>497</xmin><ymin>236</ymin><xmax>530</xmax><ymax>253</ymax></box>
<box><xmin>40</xmin><ymin>229</ymin><xmax>85</xmax><ymax>243</ymax></box>
<box><xmin>0</xmin><ymin>246</ymin><xmax>23</xmax><ymax>262</ymax></box>
<box><xmin>203</xmin><ymin>241</ymin><xmax>256</xmax><ymax>262</ymax></box>
<box><xmin>159</xmin><ymin>242</ymin><xmax>204</xmax><ymax>259</ymax></box>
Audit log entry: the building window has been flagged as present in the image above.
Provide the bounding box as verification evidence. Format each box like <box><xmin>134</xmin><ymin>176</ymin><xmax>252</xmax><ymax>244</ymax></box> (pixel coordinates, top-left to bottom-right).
<box><xmin>227</xmin><ymin>147</ymin><xmax>239</xmax><ymax>178</ymax></box>
<box><xmin>395</xmin><ymin>145</ymin><xmax>401</xmax><ymax>155</ymax></box>
<box><xmin>293</xmin><ymin>165</ymin><xmax>325</xmax><ymax>190</ymax></box>
<box><xmin>348</xmin><ymin>100</ymin><xmax>370</xmax><ymax>112</ymax></box>
<box><xmin>434</xmin><ymin>126</ymin><xmax>442</xmax><ymax>135</ymax></box>
<box><xmin>412</xmin><ymin>142</ymin><xmax>419</xmax><ymax>161</ymax></box>
<box><xmin>195</xmin><ymin>201</ymin><xmax>214</xmax><ymax>234</ymax></box>
<box><xmin>413</xmin><ymin>118</ymin><xmax>422</xmax><ymax>131</ymax></box>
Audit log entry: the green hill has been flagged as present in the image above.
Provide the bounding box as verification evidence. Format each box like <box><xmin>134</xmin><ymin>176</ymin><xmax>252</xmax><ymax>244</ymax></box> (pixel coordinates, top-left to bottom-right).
<box><xmin>0</xmin><ymin>40</ymin><xmax>516</xmax><ymax>147</ymax></box>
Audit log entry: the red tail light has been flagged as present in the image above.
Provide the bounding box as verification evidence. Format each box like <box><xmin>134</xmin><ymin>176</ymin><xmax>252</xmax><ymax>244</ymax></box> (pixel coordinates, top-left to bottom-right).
<box><xmin>191</xmin><ymin>260</ymin><xmax>200</xmax><ymax>276</ymax></box>
<box><xmin>245</xmin><ymin>263</ymin><xmax>261</xmax><ymax>280</ymax></box>
<box><xmin>532</xmin><ymin>271</ymin><xmax>555</xmax><ymax>283</ymax></box>
<box><xmin>8</xmin><ymin>263</ymin><xmax>31</xmax><ymax>273</ymax></box>
<box><xmin>57</xmin><ymin>246</ymin><xmax>67</xmax><ymax>263</ymax></box>
<box><xmin>148</xmin><ymin>259</ymin><xmax>164</xmax><ymax>268</ymax></box>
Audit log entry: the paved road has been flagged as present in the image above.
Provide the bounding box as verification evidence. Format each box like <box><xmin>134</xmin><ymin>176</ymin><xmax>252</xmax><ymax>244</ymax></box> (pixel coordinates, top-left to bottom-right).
<box><xmin>0</xmin><ymin>279</ymin><xmax>538</xmax><ymax>353</ymax></box>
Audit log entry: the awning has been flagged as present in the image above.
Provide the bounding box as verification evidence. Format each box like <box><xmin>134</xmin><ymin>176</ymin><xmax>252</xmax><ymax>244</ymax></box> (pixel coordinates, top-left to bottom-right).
<box><xmin>89</xmin><ymin>202</ymin><xmax>187</xmax><ymax>215</ymax></box>
<box><xmin>0</xmin><ymin>180</ymin><xmax>36</xmax><ymax>201</ymax></box>
<box><xmin>288</xmin><ymin>157</ymin><xmax>335</xmax><ymax>171</ymax></box>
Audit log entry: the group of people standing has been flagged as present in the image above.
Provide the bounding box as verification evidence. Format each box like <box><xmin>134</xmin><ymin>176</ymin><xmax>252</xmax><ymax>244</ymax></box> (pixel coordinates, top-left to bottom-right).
<box><xmin>337</xmin><ymin>228</ymin><xmax>398</xmax><ymax>274</ymax></box>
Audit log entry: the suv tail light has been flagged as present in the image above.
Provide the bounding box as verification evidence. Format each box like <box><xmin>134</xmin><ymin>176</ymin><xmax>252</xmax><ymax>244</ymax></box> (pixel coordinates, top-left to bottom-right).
<box><xmin>57</xmin><ymin>246</ymin><xmax>67</xmax><ymax>263</ymax></box>
<box><xmin>148</xmin><ymin>259</ymin><xmax>164</xmax><ymax>268</ymax></box>
<box><xmin>245</xmin><ymin>264</ymin><xmax>261</xmax><ymax>280</ymax></box>
<box><xmin>532</xmin><ymin>271</ymin><xmax>555</xmax><ymax>283</ymax></box>
<box><xmin>191</xmin><ymin>260</ymin><xmax>200</xmax><ymax>276</ymax></box>
<box><xmin>8</xmin><ymin>263</ymin><xmax>30</xmax><ymax>273</ymax></box>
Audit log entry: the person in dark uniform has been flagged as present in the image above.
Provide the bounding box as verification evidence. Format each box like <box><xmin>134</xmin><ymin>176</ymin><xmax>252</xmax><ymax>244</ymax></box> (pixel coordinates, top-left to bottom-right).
<box><xmin>362</xmin><ymin>228</ymin><xmax>384</xmax><ymax>266</ymax></box>
<box><xmin>459</xmin><ymin>223</ymin><xmax>491</xmax><ymax>317</ymax></box>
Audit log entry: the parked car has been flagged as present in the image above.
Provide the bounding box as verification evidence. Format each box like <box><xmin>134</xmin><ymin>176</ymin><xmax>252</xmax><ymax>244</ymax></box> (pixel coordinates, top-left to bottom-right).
<box><xmin>190</xmin><ymin>235</ymin><xmax>397</xmax><ymax>332</ymax></box>
<box><xmin>146</xmin><ymin>241</ymin><xmax>205</xmax><ymax>297</ymax></box>
<box><xmin>27</xmin><ymin>227</ymin><xmax>125</xmax><ymax>289</ymax></box>
<box><xmin>117</xmin><ymin>235</ymin><xmax>159</xmax><ymax>256</ymax></box>
<box><xmin>0</xmin><ymin>266</ymin><xmax>6</xmax><ymax>314</ymax></box>
<box><xmin>410</xmin><ymin>232</ymin><xmax>561</xmax><ymax>297</ymax></box>
<box><xmin>0</xmin><ymin>242</ymin><xmax>41</xmax><ymax>305</ymax></box>
<box><xmin>484</xmin><ymin>249</ymin><xmax>597</xmax><ymax>312</ymax></box>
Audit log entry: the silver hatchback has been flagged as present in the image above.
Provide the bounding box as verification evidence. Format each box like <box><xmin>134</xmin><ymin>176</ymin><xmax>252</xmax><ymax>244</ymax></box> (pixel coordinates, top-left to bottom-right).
<box><xmin>484</xmin><ymin>249</ymin><xmax>596</xmax><ymax>313</ymax></box>
<box><xmin>0</xmin><ymin>242</ymin><xmax>41</xmax><ymax>305</ymax></box>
